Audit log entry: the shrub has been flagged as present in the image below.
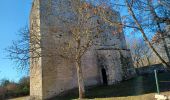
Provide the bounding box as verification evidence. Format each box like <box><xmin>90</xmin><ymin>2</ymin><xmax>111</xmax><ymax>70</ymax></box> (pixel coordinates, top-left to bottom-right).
<box><xmin>0</xmin><ymin>86</ymin><xmax>6</xmax><ymax>100</ymax></box>
<box><xmin>0</xmin><ymin>76</ymin><xmax>30</xmax><ymax>99</ymax></box>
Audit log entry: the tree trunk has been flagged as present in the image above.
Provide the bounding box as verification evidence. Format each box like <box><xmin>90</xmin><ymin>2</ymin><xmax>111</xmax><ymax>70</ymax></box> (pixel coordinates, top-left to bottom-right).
<box><xmin>76</xmin><ymin>60</ymin><xmax>85</xmax><ymax>99</ymax></box>
<box><xmin>125</xmin><ymin>0</ymin><xmax>170</xmax><ymax>68</ymax></box>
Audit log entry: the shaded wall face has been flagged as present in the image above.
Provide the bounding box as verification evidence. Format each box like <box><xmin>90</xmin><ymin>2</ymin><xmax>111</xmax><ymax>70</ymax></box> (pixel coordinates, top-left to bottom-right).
<box><xmin>40</xmin><ymin>0</ymin><xmax>77</xmax><ymax>99</ymax></box>
<box><xmin>119</xmin><ymin>50</ymin><xmax>136</xmax><ymax>79</ymax></box>
<box><xmin>97</xmin><ymin>50</ymin><xmax>123</xmax><ymax>84</ymax></box>
<box><xmin>82</xmin><ymin>48</ymin><xmax>101</xmax><ymax>86</ymax></box>
<box><xmin>97</xmin><ymin>49</ymin><xmax>136</xmax><ymax>84</ymax></box>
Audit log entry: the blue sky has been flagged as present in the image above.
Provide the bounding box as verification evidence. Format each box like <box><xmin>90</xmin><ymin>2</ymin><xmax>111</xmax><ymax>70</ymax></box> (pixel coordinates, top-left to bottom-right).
<box><xmin>0</xmin><ymin>0</ymin><xmax>32</xmax><ymax>82</ymax></box>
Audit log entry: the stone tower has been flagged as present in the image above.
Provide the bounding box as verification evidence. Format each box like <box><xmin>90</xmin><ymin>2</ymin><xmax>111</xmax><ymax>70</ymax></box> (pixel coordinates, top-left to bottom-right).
<box><xmin>30</xmin><ymin>0</ymin><xmax>136</xmax><ymax>99</ymax></box>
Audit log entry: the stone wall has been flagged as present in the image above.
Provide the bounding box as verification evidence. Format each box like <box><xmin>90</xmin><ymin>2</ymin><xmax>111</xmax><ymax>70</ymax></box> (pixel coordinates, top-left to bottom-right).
<box><xmin>30</xmin><ymin>0</ymin><xmax>43</xmax><ymax>99</ymax></box>
<box><xmin>97</xmin><ymin>50</ymin><xmax>123</xmax><ymax>84</ymax></box>
<box><xmin>136</xmin><ymin>64</ymin><xmax>168</xmax><ymax>75</ymax></box>
<box><xmin>119</xmin><ymin>50</ymin><xmax>136</xmax><ymax>79</ymax></box>
<box><xmin>30</xmin><ymin>0</ymin><xmax>135</xmax><ymax>99</ymax></box>
<box><xmin>38</xmin><ymin>0</ymin><xmax>102</xmax><ymax>99</ymax></box>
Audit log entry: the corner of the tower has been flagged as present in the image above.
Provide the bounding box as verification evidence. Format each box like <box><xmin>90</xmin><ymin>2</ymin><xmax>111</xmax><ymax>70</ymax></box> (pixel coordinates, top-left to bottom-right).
<box><xmin>30</xmin><ymin>0</ymin><xmax>43</xmax><ymax>100</ymax></box>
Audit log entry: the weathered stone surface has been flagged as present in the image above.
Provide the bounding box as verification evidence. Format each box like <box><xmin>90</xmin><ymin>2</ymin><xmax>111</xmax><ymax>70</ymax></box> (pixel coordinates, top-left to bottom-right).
<box><xmin>97</xmin><ymin>50</ymin><xmax>123</xmax><ymax>84</ymax></box>
<box><xmin>30</xmin><ymin>0</ymin><xmax>43</xmax><ymax>99</ymax></box>
<box><xmin>30</xmin><ymin>0</ymin><xmax>136</xmax><ymax>99</ymax></box>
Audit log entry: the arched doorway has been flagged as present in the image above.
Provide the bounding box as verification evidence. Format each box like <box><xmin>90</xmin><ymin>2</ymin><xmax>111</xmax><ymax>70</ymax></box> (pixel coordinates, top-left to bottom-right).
<box><xmin>101</xmin><ymin>68</ymin><xmax>108</xmax><ymax>85</ymax></box>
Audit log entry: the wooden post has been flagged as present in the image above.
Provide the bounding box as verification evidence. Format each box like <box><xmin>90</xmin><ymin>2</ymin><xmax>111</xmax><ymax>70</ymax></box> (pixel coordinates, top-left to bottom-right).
<box><xmin>154</xmin><ymin>70</ymin><xmax>160</xmax><ymax>94</ymax></box>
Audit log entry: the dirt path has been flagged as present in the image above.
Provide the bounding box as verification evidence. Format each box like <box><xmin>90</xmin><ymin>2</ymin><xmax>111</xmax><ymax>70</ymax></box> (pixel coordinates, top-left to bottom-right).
<box><xmin>8</xmin><ymin>96</ymin><xmax>29</xmax><ymax>100</ymax></box>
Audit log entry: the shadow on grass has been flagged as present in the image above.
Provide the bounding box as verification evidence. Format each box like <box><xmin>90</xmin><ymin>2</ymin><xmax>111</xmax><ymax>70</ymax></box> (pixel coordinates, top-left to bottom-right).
<box><xmin>50</xmin><ymin>72</ymin><xmax>170</xmax><ymax>100</ymax></box>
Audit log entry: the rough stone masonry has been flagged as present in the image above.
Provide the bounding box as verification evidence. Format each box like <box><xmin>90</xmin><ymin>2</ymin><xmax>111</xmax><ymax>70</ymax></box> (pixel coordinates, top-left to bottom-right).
<box><xmin>30</xmin><ymin>0</ymin><xmax>136</xmax><ymax>99</ymax></box>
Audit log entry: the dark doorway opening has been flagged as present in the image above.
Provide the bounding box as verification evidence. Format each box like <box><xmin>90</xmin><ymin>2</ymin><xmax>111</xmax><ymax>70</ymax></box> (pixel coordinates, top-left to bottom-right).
<box><xmin>101</xmin><ymin>68</ymin><xmax>108</xmax><ymax>85</ymax></box>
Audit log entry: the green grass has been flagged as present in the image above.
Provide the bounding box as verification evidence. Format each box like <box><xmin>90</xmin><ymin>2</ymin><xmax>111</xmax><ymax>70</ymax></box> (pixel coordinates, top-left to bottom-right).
<box><xmin>50</xmin><ymin>72</ymin><xmax>170</xmax><ymax>100</ymax></box>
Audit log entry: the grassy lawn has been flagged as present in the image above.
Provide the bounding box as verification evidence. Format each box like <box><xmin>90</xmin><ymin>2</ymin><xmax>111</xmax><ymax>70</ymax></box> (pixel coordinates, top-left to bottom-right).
<box><xmin>50</xmin><ymin>72</ymin><xmax>170</xmax><ymax>100</ymax></box>
<box><xmin>10</xmin><ymin>72</ymin><xmax>170</xmax><ymax>100</ymax></box>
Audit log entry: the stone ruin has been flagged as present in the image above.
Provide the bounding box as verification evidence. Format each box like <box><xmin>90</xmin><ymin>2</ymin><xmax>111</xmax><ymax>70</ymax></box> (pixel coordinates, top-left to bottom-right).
<box><xmin>30</xmin><ymin>0</ymin><xmax>136</xmax><ymax>99</ymax></box>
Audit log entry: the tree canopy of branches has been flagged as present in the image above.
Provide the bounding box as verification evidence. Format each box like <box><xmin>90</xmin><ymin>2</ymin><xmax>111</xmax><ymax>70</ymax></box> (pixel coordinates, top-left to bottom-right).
<box><xmin>6</xmin><ymin>26</ymin><xmax>30</xmax><ymax>71</ymax></box>
<box><xmin>130</xmin><ymin>39</ymin><xmax>152</xmax><ymax>67</ymax></box>
<box><xmin>96</xmin><ymin>0</ymin><xmax>170</xmax><ymax>68</ymax></box>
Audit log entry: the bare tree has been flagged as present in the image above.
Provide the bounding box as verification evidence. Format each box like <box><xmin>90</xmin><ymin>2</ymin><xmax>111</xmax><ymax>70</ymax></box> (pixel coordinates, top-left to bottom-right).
<box><xmin>125</xmin><ymin>0</ymin><xmax>169</xmax><ymax>67</ymax></box>
<box><xmin>96</xmin><ymin>0</ymin><xmax>170</xmax><ymax>68</ymax></box>
<box><xmin>146</xmin><ymin>0</ymin><xmax>170</xmax><ymax>62</ymax></box>
<box><xmin>6</xmin><ymin>26</ymin><xmax>30</xmax><ymax>71</ymax></box>
<box><xmin>129</xmin><ymin>38</ymin><xmax>152</xmax><ymax>67</ymax></box>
